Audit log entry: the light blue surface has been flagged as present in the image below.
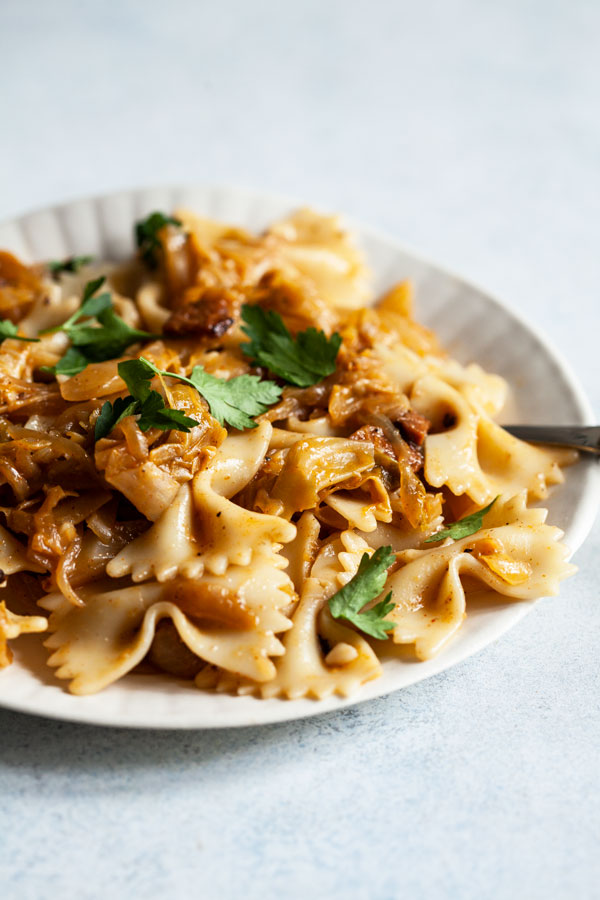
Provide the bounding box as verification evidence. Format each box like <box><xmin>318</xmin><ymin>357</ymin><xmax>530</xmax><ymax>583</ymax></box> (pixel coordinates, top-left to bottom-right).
<box><xmin>0</xmin><ymin>1</ymin><xmax>599</xmax><ymax>898</ymax></box>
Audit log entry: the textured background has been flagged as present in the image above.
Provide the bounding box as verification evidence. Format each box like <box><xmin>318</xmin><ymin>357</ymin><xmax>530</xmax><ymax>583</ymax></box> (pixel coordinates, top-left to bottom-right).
<box><xmin>0</xmin><ymin>1</ymin><xmax>599</xmax><ymax>898</ymax></box>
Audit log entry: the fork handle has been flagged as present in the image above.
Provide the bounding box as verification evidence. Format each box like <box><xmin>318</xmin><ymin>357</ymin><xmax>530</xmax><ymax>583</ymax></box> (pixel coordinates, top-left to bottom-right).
<box><xmin>503</xmin><ymin>425</ymin><xmax>600</xmax><ymax>454</ymax></box>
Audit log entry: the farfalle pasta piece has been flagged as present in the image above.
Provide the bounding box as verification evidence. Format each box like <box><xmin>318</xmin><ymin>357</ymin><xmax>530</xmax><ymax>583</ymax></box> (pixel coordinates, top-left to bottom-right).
<box><xmin>311</xmin><ymin>529</ymin><xmax>374</xmax><ymax>586</ymax></box>
<box><xmin>475</xmin><ymin>414</ymin><xmax>573</xmax><ymax>501</ymax></box>
<box><xmin>261</xmin><ymin>533</ymin><xmax>381</xmax><ymax>699</ymax></box>
<box><xmin>411</xmin><ymin>374</ymin><xmax>490</xmax><ymax>502</ymax></box>
<box><xmin>45</xmin><ymin>553</ymin><xmax>296</xmax><ymax>694</ymax></box>
<box><xmin>279</xmin><ymin>511</ymin><xmax>321</xmax><ymax>594</ymax></box>
<box><xmin>191</xmin><ymin>421</ymin><xmax>296</xmax><ymax>574</ymax></box>
<box><xmin>434</xmin><ymin>358</ymin><xmax>507</xmax><ymax>418</ymax></box>
<box><xmin>203</xmin><ymin>420</ymin><xmax>272</xmax><ymax>497</ymax></box>
<box><xmin>477</xmin><ymin>490</ymin><xmax>545</xmax><ymax>528</ymax></box>
<box><xmin>260</xmin><ymin>579</ymin><xmax>381</xmax><ymax>700</ymax></box>
<box><xmin>0</xmin><ymin>600</ymin><xmax>47</xmax><ymax>668</ymax></box>
<box><xmin>352</xmin><ymin>505</ymin><xmax>447</xmax><ymax>552</ymax></box>
<box><xmin>285</xmin><ymin>414</ymin><xmax>341</xmax><ymax>437</ymax></box>
<box><xmin>265</xmin><ymin>208</ymin><xmax>371</xmax><ymax>311</ymax></box>
<box><xmin>0</xmin><ymin>210</ymin><xmax>580</xmax><ymax>701</ymax></box>
<box><xmin>375</xmin><ymin>343</ymin><xmax>430</xmax><ymax>395</ymax></box>
<box><xmin>322</xmin><ymin>471</ymin><xmax>393</xmax><ymax>532</ymax></box>
<box><xmin>135</xmin><ymin>281</ymin><xmax>171</xmax><ymax>332</ymax></box>
<box><xmin>375</xmin><ymin>281</ymin><xmax>442</xmax><ymax>357</ymax></box>
<box><xmin>0</xmin><ymin>523</ymin><xmax>45</xmax><ymax>575</ymax></box>
<box><xmin>108</xmin><ymin>421</ymin><xmax>296</xmax><ymax>579</ymax></box>
<box><xmin>19</xmin><ymin>281</ymin><xmax>79</xmax><ymax>336</ymax></box>
<box><xmin>411</xmin><ymin>375</ymin><xmax>569</xmax><ymax>504</ymax></box>
<box><xmin>375</xmin><ymin>336</ymin><xmax>507</xmax><ymax>423</ymax></box>
<box><xmin>191</xmin><ymin>483</ymin><xmax>294</xmax><ymax>574</ymax></box>
<box><xmin>106</xmin><ymin>483</ymin><xmax>203</xmax><ymax>583</ymax></box>
<box><xmin>386</xmin><ymin>493</ymin><xmax>575</xmax><ymax>660</ymax></box>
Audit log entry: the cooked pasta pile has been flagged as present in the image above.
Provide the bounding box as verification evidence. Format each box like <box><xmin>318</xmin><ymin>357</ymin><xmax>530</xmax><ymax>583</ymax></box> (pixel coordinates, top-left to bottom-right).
<box><xmin>0</xmin><ymin>209</ymin><xmax>576</xmax><ymax>698</ymax></box>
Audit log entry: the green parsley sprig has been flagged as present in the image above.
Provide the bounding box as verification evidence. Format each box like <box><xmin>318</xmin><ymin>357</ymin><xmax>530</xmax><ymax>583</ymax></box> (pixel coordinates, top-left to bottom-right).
<box><xmin>240</xmin><ymin>304</ymin><xmax>342</xmax><ymax>387</ymax></box>
<box><xmin>40</xmin><ymin>277</ymin><xmax>111</xmax><ymax>335</ymax></box>
<box><xmin>424</xmin><ymin>497</ymin><xmax>499</xmax><ymax>543</ymax></box>
<box><xmin>139</xmin><ymin>357</ymin><xmax>283</xmax><ymax>430</ymax></box>
<box><xmin>48</xmin><ymin>255</ymin><xmax>94</xmax><ymax>277</ymax></box>
<box><xmin>94</xmin><ymin>359</ymin><xmax>198</xmax><ymax>441</ymax></box>
<box><xmin>328</xmin><ymin>546</ymin><xmax>396</xmax><ymax>640</ymax></box>
<box><xmin>41</xmin><ymin>277</ymin><xmax>157</xmax><ymax>376</ymax></box>
<box><xmin>0</xmin><ymin>320</ymin><xmax>40</xmax><ymax>344</ymax></box>
<box><xmin>135</xmin><ymin>212</ymin><xmax>182</xmax><ymax>268</ymax></box>
<box><xmin>95</xmin><ymin>355</ymin><xmax>283</xmax><ymax>440</ymax></box>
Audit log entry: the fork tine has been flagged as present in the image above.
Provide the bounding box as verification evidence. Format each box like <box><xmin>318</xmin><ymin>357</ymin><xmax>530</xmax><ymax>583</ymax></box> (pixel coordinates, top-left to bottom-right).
<box><xmin>503</xmin><ymin>425</ymin><xmax>600</xmax><ymax>454</ymax></box>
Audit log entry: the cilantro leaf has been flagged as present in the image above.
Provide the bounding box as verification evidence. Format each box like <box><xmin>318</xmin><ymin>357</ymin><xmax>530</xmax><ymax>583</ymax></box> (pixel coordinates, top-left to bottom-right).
<box><xmin>328</xmin><ymin>546</ymin><xmax>396</xmax><ymax>640</ymax></box>
<box><xmin>139</xmin><ymin>357</ymin><xmax>283</xmax><ymax>430</ymax></box>
<box><xmin>135</xmin><ymin>212</ymin><xmax>182</xmax><ymax>268</ymax></box>
<box><xmin>240</xmin><ymin>304</ymin><xmax>342</xmax><ymax>387</ymax></box>
<box><xmin>424</xmin><ymin>496</ymin><xmax>499</xmax><ymax>543</ymax></box>
<box><xmin>48</xmin><ymin>255</ymin><xmax>94</xmax><ymax>276</ymax></box>
<box><xmin>0</xmin><ymin>319</ymin><xmax>40</xmax><ymax>344</ymax></box>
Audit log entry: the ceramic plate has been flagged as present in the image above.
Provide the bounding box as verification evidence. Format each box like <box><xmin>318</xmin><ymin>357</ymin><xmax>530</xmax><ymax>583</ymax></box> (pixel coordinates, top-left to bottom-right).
<box><xmin>0</xmin><ymin>184</ymin><xmax>598</xmax><ymax>728</ymax></box>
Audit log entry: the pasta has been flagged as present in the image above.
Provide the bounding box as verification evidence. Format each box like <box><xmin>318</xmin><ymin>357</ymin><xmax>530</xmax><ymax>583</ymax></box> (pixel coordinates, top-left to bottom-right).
<box><xmin>0</xmin><ymin>210</ymin><xmax>576</xmax><ymax>700</ymax></box>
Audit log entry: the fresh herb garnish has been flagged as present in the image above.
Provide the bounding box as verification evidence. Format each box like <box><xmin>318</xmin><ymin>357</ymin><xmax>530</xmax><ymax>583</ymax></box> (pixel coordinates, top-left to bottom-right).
<box><xmin>40</xmin><ymin>277</ymin><xmax>111</xmax><ymax>335</ymax></box>
<box><xmin>240</xmin><ymin>304</ymin><xmax>342</xmax><ymax>387</ymax></box>
<box><xmin>48</xmin><ymin>255</ymin><xmax>94</xmax><ymax>276</ymax></box>
<box><xmin>96</xmin><ymin>356</ymin><xmax>281</xmax><ymax>441</ymax></box>
<box><xmin>328</xmin><ymin>546</ymin><xmax>396</xmax><ymax>640</ymax></box>
<box><xmin>0</xmin><ymin>320</ymin><xmax>40</xmax><ymax>344</ymax></box>
<box><xmin>135</xmin><ymin>212</ymin><xmax>182</xmax><ymax>268</ymax></box>
<box><xmin>94</xmin><ymin>395</ymin><xmax>139</xmax><ymax>441</ymax></box>
<box><xmin>424</xmin><ymin>497</ymin><xmax>499</xmax><ymax>543</ymax></box>
<box><xmin>51</xmin><ymin>347</ymin><xmax>92</xmax><ymax>376</ymax></box>
<box><xmin>41</xmin><ymin>277</ymin><xmax>156</xmax><ymax>375</ymax></box>
<box><xmin>94</xmin><ymin>360</ymin><xmax>198</xmax><ymax>442</ymax></box>
<box><xmin>138</xmin><ymin>357</ymin><xmax>283</xmax><ymax>430</ymax></box>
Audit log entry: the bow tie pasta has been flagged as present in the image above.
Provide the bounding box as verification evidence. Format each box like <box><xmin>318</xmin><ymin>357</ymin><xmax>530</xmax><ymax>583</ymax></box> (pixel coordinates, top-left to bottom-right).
<box><xmin>0</xmin><ymin>210</ymin><xmax>576</xmax><ymax>703</ymax></box>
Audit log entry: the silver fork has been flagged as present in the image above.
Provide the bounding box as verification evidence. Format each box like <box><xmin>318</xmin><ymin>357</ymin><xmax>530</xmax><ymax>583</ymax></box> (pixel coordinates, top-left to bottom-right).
<box><xmin>503</xmin><ymin>425</ymin><xmax>600</xmax><ymax>455</ymax></box>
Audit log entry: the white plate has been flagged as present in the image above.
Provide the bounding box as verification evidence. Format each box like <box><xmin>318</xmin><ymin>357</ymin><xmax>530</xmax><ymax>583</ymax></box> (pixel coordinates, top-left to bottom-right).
<box><xmin>0</xmin><ymin>184</ymin><xmax>598</xmax><ymax>729</ymax></box>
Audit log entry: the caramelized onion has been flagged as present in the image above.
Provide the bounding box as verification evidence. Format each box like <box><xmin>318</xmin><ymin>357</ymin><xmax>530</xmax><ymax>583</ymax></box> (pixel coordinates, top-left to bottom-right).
<box><xmin>169</xmin><ymin>580</ymin><xmax>257</xmax><ymax>630</ymax></box>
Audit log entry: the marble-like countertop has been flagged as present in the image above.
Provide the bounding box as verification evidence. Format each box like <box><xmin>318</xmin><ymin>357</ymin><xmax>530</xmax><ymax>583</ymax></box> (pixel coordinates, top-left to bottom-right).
<box><xmin>0</xmin><ymin>1</ymin><xmax>598</xmax><ymax>897</ymax></box>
